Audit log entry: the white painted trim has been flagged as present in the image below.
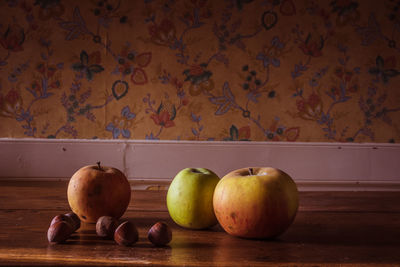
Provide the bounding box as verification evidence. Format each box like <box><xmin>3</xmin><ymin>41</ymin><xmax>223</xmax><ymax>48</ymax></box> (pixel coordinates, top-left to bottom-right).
<box><xmin>1</xmin><ymin>138</ymin><xmax>400</xmax><ymax>191</ymax></box>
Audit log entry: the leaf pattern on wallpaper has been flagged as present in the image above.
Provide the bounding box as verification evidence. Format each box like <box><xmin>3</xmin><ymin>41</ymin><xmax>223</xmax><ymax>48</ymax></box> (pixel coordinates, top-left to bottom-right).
<box><xmin>112</xmin><ymin>80</ymin><xmax>129</xmax><ymax>100</ymax></box>
<box><xmin>368</xmin><ymin>56</ymin><xmax>400</xmax><ymax>84</ymax></box>
<box><xmin>106</xmin><ymin>105</ymin><xmax>136</xmax><ymax>139</ymax></box>
<box><xmin>58</xmin><ymin>7</ymin><xmax>89</xmax><ymax>41</ymax></box>
<box><xmin>355</xmin><ymin>13</ymin><xmax>381</xmax><ymax>46</ymax></box>
<box><xmin>209</xmin><ymin>82</ymin><xmax>236</xmax><ymax>115</ymax></box>
<box><xmin>71</xmin><ymin>50</ymin><xmax>104</xmax><ymax>81</ymax></box>
<box><xmin>0</xmin><ymin>0</ymin><xmax>399</xmax><ymax>142</ymax></box>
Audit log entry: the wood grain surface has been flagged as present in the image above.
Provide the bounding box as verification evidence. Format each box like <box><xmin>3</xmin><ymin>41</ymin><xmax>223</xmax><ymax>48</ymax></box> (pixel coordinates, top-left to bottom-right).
<box><xmin>0</xmin><ymin>181</ymin><xmax>399</xmax><ymax>266</ymax></box>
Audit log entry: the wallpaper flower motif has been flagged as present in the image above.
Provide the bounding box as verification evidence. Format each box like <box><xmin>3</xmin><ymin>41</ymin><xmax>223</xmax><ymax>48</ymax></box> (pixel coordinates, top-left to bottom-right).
<box><xmin>0</xmin><ymin>0</ymin><xmax>399</xmax><ymax>143</ymax></box>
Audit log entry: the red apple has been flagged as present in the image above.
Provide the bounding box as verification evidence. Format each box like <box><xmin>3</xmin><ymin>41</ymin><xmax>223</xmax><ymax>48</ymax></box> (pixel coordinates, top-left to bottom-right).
<box><xmin>67</xmin><ymin>162</ymin><xmax>131</xmax><ymax>223</ymax></box>
<box><xmin>213</xmin><ymin>167</ymin><xmax>298</xmax><ymax>239</ymax></box>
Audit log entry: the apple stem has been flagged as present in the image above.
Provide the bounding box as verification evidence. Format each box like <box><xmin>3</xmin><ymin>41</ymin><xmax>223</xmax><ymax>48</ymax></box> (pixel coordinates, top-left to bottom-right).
<box><xmin>249</xmin><ymin>168</ymin><xmax>254</xmax><ymax>175</ymax></box>
<box><xmin>96</xmin><ymin>161</ymin><xmax>103</xmax><ymax>171</ymax></box>
<box><xmin>190</xmin><ymin>168</ymin><xmax>202</xmax><ymax>174</ymax></box>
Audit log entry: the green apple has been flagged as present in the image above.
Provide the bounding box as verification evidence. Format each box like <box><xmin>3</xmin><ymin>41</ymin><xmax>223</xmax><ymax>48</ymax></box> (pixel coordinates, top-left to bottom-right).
<box><xmin>166</xmin><ymin>168</ymin><xmax>220</xmax><ymax>229</ymax></box>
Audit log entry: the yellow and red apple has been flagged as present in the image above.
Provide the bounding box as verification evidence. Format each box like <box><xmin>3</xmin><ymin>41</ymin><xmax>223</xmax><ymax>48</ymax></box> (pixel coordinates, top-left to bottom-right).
<box><xmin>213</xmin><ymin>167</ymin><xmax>298</xmax><ymax>239</ymax></box>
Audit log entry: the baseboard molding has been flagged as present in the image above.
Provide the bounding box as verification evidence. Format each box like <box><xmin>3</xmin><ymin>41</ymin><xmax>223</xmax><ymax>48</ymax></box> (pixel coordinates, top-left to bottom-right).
<box><xmin>2</xmin><ymin>177</ymin><xmax>400</xmax><ymax>192</ymax></box>
<box><xmin>1</xmin><ymin>138</ymin><xmax>400</xmax><ymax>191</ymax></box>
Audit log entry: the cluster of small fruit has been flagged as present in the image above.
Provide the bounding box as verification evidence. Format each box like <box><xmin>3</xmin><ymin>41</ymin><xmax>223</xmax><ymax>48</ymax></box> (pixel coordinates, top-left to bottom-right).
<box><xmin>47</xmin><ymin>212</ymin><xmax>172</xmax><ymax>247</ymax></box>
<box><xmin>47</xmin><ymin>212</ymin><xmax>81</xmax><ymax>243</ymax></box>
<box><xmin>96</xmin><ymin>216</ymin><xmax>172</xmax><ymax>247</ymax></box>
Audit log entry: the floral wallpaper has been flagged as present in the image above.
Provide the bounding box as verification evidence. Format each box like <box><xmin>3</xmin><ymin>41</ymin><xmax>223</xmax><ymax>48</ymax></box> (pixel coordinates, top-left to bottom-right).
<box><xmin>0</xmin><ymin>0</ymin><xmax>399</xmax><ymax>142</ymax></box>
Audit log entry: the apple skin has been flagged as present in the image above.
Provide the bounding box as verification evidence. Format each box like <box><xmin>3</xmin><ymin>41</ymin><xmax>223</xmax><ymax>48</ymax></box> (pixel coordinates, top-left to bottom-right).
<box><xmin>67</xmin><ymin>163</ymin><xmax>131</xmax><ymax>223</ymax></box>
<box><xmin>166</xmin><ymin>168</ymin><xmax>220</xmax><ymax>229</ymax></box>
<box><xmin>213</xmin><ymin>167</ymin><xmax>298</xmax><ymax>239</ymax></box>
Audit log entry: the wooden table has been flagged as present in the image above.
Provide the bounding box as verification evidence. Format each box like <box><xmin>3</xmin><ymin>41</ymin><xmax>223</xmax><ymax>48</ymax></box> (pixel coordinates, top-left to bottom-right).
<box><xmin>0</xmin><ymin>181</ymin><xmax>399</xmax><ymax>266</ymax></box>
